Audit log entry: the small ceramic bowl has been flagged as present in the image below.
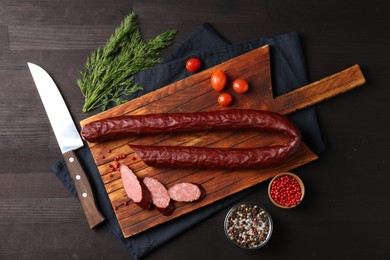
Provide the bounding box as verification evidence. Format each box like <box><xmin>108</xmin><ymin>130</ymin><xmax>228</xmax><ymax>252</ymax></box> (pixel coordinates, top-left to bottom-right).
<box><xmin>268</xmin><ymin>172</ymin><xmax>305</xmax><ymax>209</ymax></box>
<box><xmin>224</xmin><ymin>203</ymin><xmax>273</xmax><ymax>249</ymax></box>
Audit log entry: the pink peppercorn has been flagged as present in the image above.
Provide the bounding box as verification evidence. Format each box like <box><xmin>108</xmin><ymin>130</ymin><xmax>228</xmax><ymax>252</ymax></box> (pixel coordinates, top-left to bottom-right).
<box><xmin>268</xmin><ymin>173</ymin><xmax>304</xmax><ymax>208</ymax></box>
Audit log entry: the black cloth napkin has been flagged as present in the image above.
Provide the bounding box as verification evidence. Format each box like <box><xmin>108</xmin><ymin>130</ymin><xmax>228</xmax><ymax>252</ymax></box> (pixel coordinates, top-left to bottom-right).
<box><xmin>52</xmin><ymin>23</ymin><xmax>326</xmax><ymax>259</ymax></box>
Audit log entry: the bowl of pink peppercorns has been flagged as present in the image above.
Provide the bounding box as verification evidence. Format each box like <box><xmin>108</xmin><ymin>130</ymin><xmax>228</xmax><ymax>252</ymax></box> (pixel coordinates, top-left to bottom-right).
<box><xmin>268</xmin><ymin>172</ymin><xmax>305</xmax><ymax>209</ymax></box>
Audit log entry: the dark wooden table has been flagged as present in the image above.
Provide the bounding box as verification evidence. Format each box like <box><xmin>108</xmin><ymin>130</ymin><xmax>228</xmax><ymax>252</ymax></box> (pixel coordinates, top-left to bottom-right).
<box><xmin>1</xmin><ymin>0</ymin><xmax>389</xmax><ymax>259</ymax></box>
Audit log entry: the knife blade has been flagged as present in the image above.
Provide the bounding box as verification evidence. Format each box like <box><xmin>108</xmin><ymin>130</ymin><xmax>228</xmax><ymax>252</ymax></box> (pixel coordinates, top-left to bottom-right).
<box><xmin>27</xmin><ymin>62</ymin><xmax>105</xmax><ymax>229</ymax></box>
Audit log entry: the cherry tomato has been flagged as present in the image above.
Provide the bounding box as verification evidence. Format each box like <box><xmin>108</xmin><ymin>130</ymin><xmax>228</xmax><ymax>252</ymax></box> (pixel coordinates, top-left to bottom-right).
<box><xmin>218</xmin><ymin>93</ymin><xmax>233</xmax><ymax>107</ymax></box>
<box><xmin>232</xmin><ymin>79</ymin><xmax>249</xmax><ymax>94</ymax></box>
<box><xmin>186</xmin><ymin>58</ymin><xmax>202</xmax><ymax>72</ymax></box>
<box><xmin>211</xmin><ymin>70</ymin><xmax>227</xmax><ymax>91</ymax></box>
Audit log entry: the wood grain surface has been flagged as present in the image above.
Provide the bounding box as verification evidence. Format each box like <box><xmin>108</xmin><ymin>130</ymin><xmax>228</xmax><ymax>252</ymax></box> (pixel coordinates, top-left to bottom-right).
<box><xmin>80</xmin><ymin>45</ymin><xmax>364</xmax><ymax>238</ymax></box>
<box><xmin>81</xmin><ymin>45</ymin><xmax>318</xmax><ymax>238</ymax></box>
<box><xmin>1</xmin><ymin>0</ymin><xmax>390</xmax><ymax>259</ymax></box>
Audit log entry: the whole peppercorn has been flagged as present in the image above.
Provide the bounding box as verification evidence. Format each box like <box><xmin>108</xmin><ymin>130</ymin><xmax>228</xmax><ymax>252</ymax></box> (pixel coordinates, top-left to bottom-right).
<box><xmin>224</xmin><ymin>203</ymin><xmax>272</xmax><ymax>249</ymax></box>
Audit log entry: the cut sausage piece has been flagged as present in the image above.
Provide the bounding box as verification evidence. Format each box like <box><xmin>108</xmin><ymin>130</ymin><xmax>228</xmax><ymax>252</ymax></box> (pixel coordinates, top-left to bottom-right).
<box><xmin>119</xmin><ymin>164</ymin><xmax>152</xmax><ymax>210</ymax></box>
<box><xmin>143</xmin><ymin>177</ymin><xmax>175</xmax><ymax>216</ymax></box>
<box><xmin>168</xmin><ymin>182</ymin><xmax>206</xmax><ymax>202</ymax></box>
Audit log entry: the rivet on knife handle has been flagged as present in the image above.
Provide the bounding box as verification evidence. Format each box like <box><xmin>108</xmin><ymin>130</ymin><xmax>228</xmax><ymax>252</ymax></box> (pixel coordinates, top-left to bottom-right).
<box><xmin>63</xmin><ymin>150</ymin><xmax>105</xmax><ymax>229</ymax></box>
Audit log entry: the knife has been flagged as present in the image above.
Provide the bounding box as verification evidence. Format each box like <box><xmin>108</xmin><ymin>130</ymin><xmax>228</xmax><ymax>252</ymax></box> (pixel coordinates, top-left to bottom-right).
<box><xmin>27</xmin><ymin>62</ymin><xmax>105</xmax><ymax>229</ymax></box>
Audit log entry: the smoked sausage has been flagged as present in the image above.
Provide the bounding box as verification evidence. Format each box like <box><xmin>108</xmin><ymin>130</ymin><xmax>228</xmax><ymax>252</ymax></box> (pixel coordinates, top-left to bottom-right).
<box><xmin>82</xmin><ymin>109</ymin><xmax>301</xmax><ymax>169</ymax></box>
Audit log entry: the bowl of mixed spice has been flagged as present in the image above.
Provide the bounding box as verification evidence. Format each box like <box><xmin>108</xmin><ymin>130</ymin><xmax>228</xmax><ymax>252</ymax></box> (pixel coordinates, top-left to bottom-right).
<box><xmin>268</xmin><ymin>172</ymin><xmax>305</xmax><ymax>209</ymax></box>
<box><xmin>224</xmin><ymin>203</ymin><xmax>273</xmax><ymax>249</ymax></box>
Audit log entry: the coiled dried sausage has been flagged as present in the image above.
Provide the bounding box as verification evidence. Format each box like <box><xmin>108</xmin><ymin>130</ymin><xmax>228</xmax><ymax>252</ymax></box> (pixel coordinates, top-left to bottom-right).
<box><xmin>82</xmin><ymin>109</ymin><xmax>301</xmax><ymax>169</ymax></box>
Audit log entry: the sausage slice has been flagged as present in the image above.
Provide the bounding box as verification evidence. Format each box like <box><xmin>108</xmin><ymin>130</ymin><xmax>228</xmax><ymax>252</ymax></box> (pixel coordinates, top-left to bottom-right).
<box><xmin>168</xmin><ymin>182</ymin><xmax>206</xmax><ymax>202</ymax></box>
<box><xmin>119</xmin><ymin>164</ymin><xmax>152</xmax><ymax>210</ymax></box>
<box><xmin>143</xmin><ymin>177</ymin><xmax>175</xmax><ymax>216</ymax></box>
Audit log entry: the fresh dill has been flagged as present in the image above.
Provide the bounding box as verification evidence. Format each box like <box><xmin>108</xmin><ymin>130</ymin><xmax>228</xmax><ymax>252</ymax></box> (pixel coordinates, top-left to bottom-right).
<box><xmin>77</xmin><ymin>12</ymin><xmax>176</xmax><ymax>112</ymax></box>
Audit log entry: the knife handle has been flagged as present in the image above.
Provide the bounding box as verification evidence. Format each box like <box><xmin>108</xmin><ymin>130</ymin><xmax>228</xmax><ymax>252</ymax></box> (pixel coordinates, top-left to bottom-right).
<box><xmin>63</xmin><ymin>150</ymin><xmax>105</xmax><ymax>229</ymax></box>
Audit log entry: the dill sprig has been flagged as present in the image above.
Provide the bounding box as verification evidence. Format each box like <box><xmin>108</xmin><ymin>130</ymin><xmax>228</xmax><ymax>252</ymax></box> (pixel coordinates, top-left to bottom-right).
<box><xmin>77</xmin><ymin>12</ymin><xmax>176</xmax><ymax>112</ymax></box>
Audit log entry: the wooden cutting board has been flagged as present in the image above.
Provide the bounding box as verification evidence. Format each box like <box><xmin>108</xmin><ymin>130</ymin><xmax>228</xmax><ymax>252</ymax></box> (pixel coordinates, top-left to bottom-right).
<box><xmin>80</xmin><ymin>45</ymin><xmax>365</xmax><ymax>238</ymax></box>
